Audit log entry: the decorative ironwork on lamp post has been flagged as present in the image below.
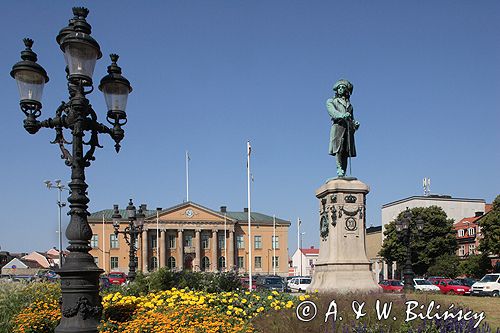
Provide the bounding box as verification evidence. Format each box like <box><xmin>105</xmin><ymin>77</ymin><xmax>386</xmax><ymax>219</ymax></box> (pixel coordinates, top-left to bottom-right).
<box><xmin>112</xmin><ymin>200</ymin><xmax>145</xmax><ymax>282</ymax></box>
<box><xmin>11</xmin><ymin>7</ymin><xmax>132</xmax><ymax>333</ymax></box>
<box><xmin>396</xmin><ymin>208</ymin><xmax>424</xmax><ymax>291</ymax></box>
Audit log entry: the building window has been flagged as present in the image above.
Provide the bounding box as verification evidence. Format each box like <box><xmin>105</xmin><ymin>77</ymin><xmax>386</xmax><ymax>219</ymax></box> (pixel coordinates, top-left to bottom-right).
<box><xmin>469</xmin><ymin>244</ymin><xmax>476</xmax><ymax>255</ymax></box>
<box><xmin>150</xmin><ymin>235</ymin><xmax>157</xmax><ymax>249</ymax></box>
<box><xmin>254</xmin><ymin>236</ymin><xmax>262</xmax><ymax>249</ymax></box>
<box><xmin>110</xmin><ymin>257</ymin><xmax>119</xmax><ymax>269</ymax></box>
<box><xmin>110</xmin><ymin>234</ymin><xmax>119</xmax><ymax>249</ymax></box>
<box><xmin>167</xmin><ymin>257</ymin><xmax>176</xmax><ymax>269</ymax></box>
<box><xmin>272</xmin><ymin>236</ymin><xmax>279</xmax><ymax>249</ymax></box>
<box><xmin>458</xmin><ymin>229</ymin><xmax>465</xmax><ymax>237</ymax></box>
<box><xmin>184</xmin><ymin>235</ymin><xmax>193</xmax><ymax>247</ymax></box>
<box><xmin>168</xmin><ymin>234</ymin><xmax>176</xmax><ymax>249</ymax></box>
<box><xmin>91</xmin><ymin>234</ymin><xmax>99</xmax><ymax>248</ymax></box>
<box><xmin>237</xmin><ymin>256</ymin><xmax>244</xmax><ymax>269</ymax></box>
<box><xmin>93</xmin><ymin>257</ymin><xmax>99</xmax><ymax>265</ymax></box>
<box><xmin>468</xmin><ymin>227</ymin><xmax>475</xmax><ymax>236</ymax></box>
<box><xmin>201</xmin><ymin>257</ymin><xmax>210</xmax><ymax>271</ymax></box>
<box><xmin>272</xmin><ymin>256</ymin><xmax>279</xmax><ymax>268</ymax></box>
<box><xmin>218</xmin><ymin>256</ymin><xmax>226</xmax><ymax>270</ymax></box>
<box><xmin>309</xmin><ymin>259</ymin><xmax>314</xmax><ymax>267</ymax></box>
<box><xmin>255</xmin><ymin>256</ymin><xmax>262</xmax><ymax>268</ymax></box>
<box><xmin>236</xmin><ymin>235</ymin><xmax>244</xmax><ymax>249</ymax></box>
<box><xmin>218</xmin><ymin>234</ymin><xmax>225</xmax><ymax>249</ymax></box>
<box><xmin>150</xmin><ymin>257</ymin><xmax>158</xmax><ymax>270</ymax></box>
<box><xmin>458</xmin><ymin>245</ymin><xmax>465</xmax><ymax>257</ymax></box>
<box><xmin>202</xmin><ymin>233</ymin><xmax>209</xmax><ymax>249</ymax></box>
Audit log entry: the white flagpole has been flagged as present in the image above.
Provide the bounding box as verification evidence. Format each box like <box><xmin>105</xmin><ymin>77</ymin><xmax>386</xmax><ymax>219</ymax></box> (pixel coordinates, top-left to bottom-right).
<box><xmin>273</xmin><ymin>214</ymin><xmax>276</xmax><ymax>276</ymax></box>
<box><xmin>224</xmin><ymin>213</ymin><xmax>227</xmax><ymax>271</ymax></box>
<box><xmin>186</xmin><ymin>151</ymin><xmax>190</xmax><ymax>202</ymax></box>
<box><xmin>157</xmin><ymin>209</ymin><xmax>160</xmax><ymax>271</ymax></box>
<box><xmin>102</xmin><ymin>214</ymin><xmax>106</xmax><ymax>273</ymax></box>
<box><xmin>247</xmin><ymin>141</ymin><xmax>252</xmax><ymax>291</ymax></box>
<box><xmin>297</xmin><ymin>218</ymin><xmax>301</xmax><ymax>275</ymax></box>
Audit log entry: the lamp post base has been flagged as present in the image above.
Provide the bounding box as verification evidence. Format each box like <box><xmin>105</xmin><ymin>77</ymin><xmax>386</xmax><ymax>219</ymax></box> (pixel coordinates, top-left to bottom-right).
<box><xmin>55</xmin><ymin>253</ymin><xmax>103</xmax><ymax>333</ymax></box>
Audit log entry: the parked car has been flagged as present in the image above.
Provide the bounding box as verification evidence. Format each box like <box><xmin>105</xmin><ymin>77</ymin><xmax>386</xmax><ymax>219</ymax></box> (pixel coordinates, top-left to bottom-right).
<box><xmin>255</xmin><ymin>276</ymin><xmax>285</xmax><ymax>292</ymax></box>
<box><xmin>435</xmin><ymin>279</ymin><xmax>470</xmax><ymax>295</ymax></box>
<box><xmin>379</xmin><ymin>279</ymin><xmax>404</xmax><ymax>293</ymax></box>
<box><xmin>455</xmin><ymin>277</ymin><xmax>477</xmax><ymax>287</ymax></box>
<box><xmin>413</xmin><ymin>278</ymin><xmax>440</xmax><ymax>292</ymax></box>
<box><xmin>471</xmin><ymin>273</ymin><xmax>500</xmax><ymax>297</ymax></box>
<box><xmin>107</xmin><ymin>272</ymin><xmax>127</xmax><ymax>285</ymax></box>
<box><xmin>287</xmin><ymin>277</ymin><xmax>312</xmax><ymax>292</ymax></box>
<box><xmin>240</xmin><ymin>276</ymin><xmax>257</xmax><ymax>290</ymax></box>
<box><xmin>427</xmin><ymin>276</ymin><xmax>449</xmax><ymax>285</ymax></box>
<box><xmin>99</xmin><ymin>276</ymin><xmax>111</xmax><ymax>291</ymax></box>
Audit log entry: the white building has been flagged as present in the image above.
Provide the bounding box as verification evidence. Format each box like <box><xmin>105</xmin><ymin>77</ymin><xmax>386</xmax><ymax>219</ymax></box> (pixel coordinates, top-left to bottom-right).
<box><xmin>291</xmin><ymin>246</ymin><xmax>319</xmax><ymax>276</ymax></box>
<box><xmin>381</xmin><ymin>195</ymin><xmax>487</xmax><ymax>279</ymax></box>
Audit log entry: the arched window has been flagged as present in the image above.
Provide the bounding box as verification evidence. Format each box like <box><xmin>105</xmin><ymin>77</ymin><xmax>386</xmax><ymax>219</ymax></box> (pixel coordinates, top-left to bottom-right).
<box><xmin>150</xmin><ymin>256</ymin><xmax>158</xmax><ymax>270</ymax></box>
<box><xmin>201</xmin><ymin>257</ymin><xmax>210</xmax><ymax>271</ymax></box>
<box><xmin>218</xmin><ymin>256</ymin><xmax>226</xmax><ymax>270</ymax></box>
<box><xmin>167</xmin><ymin>256</ymin><xmax>176</xmax><ymax>270</ymax></box>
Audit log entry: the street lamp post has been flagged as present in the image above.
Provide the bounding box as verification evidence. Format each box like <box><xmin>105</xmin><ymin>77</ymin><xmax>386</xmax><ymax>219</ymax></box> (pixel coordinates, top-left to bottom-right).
<box><xmin>11</xmin><ymin>7</ymin><xmax>132</xmax><ymax>333</ymax></box>
<box><xmin>395</xmin><ymin>208</ymin><xmax>424</xmax><ymax>291</ymax></box>
<box><xmin>44</xmin><ymin>180</ymin><xmax>69</xmax><ymax>268</ymax></box>
<box><xmin>112</xmin><ymin>200</ymin><xmax>145</xmax><ymax>282</ymax></box>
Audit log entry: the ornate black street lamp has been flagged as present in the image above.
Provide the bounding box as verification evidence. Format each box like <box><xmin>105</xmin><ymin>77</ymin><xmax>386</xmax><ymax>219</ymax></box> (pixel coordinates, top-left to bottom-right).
<box><xmin>396</xmin><ymin>208</ymin><xmax>424</xmax><ymax>291</ymax></box>
<box><xmin>11</xmin><ymin>7</ymin><xmax>132</xmax><ymax>333</ymax></box>
<box><xmin>112</xmin><ymin>200</ymin><xmax>146</xmax><ymax>282</ymax></box>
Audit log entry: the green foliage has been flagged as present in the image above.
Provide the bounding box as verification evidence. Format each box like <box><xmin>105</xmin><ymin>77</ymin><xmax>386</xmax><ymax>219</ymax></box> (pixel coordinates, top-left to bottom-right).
<box><xmin>458</xmin><ymin>253</ymin><xmax>492</xmax><ymax>278</ymax></box>
<box><xmin>0</xmin><ymin>282</ymin><xmax>60</xmax><ymax>333</ymax></box>
<box><xmin>479</xmin><ymin>194</ymin><xmax>500</xmax><ymax>256</ymax></box>
<box><xmin>380</xmin><ymin>206</ymin><xmax>457</xmax><ymax>276</ymax></box>
<box><xmin>427</xmin><ymin>254</ymin><xmax>460</xmax><ymax>278</ymax></box>
<box><xmin>117</xmin><ymin>269</ymin><xmax>243</xmax><ymax>295</ymax></box>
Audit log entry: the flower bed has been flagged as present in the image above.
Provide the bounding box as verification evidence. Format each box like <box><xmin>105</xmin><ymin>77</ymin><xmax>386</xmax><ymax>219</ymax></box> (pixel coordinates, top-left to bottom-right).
<box><xmin>11</xmin><ymin>287</ymin><xmax>301</xmax><ymax>333</ymax></box>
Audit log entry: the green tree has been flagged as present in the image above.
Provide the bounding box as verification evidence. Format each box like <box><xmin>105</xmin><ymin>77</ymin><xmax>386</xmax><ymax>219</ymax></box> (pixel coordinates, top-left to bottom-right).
<box><xmin>479</xmin><ymin>194</ymin><xmax>500</xmax><ymax>256</ymax></box>
<box><xmin>458</xmin><ymin>253</ymin><xmax>492</xmax><ymax>278</ymax></box>
<box><xmin>380</xmin><ymin>206</ymin><xmax>457</xmax><ymax>276</ymax></box>
<box><xmin>427</xmin><ymin>254</ymin><xmax>460</xmax><ymax>278</ymax></box>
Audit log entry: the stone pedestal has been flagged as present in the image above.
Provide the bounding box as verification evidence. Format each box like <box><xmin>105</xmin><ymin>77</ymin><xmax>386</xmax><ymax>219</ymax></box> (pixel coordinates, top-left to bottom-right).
<box><xmin>308</xmin><ymin>178</ymin><xmax>381</xmax><ymax>293</ymax></box>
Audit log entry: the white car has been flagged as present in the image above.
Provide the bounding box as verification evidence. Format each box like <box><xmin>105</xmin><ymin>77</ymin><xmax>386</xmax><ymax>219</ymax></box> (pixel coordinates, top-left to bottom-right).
<box><xmin>471</xmin><ymin>274</ymin><xmax>500</xmax><ymax>297</ymax></box>
<box><xmin>413</xmin><ymin>278</ymin><xmax>440</xmax><ymax>292</ymax></box>
<box><xmin>288</xmin><ymin>277</ymin><xmax>311</xmax><ymax>292</ymax></box>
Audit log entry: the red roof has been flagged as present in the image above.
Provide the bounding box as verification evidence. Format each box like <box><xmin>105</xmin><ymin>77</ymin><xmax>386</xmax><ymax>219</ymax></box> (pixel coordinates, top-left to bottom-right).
<box><xmin>454</xmin><ymin>216</ymin><xmax>480</xmax><ymax>228</ymax></box>
<box><xmin>300</xmin><ymin>246</ymin><xmax>319</xmax><ymax>255</ymax></box>
<box><xmin>485</xmin><ymin>204</ymin><xmax>493</xmax><ymax>213</ymax></box>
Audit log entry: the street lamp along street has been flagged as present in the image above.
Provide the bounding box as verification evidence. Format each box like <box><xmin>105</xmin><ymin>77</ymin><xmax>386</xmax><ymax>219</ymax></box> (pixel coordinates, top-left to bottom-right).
<box><xmin>112</xmin><ymin>200</ymin><xmax>146</xmax><ymax>282</ymax></box>
<box><xmin>11</xmin><ymin>7</ymin><xmax>132</xmax><ymax>333</ymax></box>
<box><xmin>396</xmin><ymin>208</ymin><xmax>424</xmax><ymax>291</ymax></box>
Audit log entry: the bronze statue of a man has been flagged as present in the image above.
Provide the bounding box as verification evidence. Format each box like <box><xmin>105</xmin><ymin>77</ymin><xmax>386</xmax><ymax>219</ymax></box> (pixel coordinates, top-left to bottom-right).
<box><xmin>327</xmin><ymin>79</ymin><xmax>360</xmax><ymax>177</ymax></box>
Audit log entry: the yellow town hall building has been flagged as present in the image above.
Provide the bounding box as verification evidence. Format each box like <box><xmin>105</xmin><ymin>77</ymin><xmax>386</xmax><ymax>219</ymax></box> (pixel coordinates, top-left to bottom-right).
<box><xmin>88</xmin><ymin>201</ymin><xmax>290</xmax><ymax>276</ymax></box>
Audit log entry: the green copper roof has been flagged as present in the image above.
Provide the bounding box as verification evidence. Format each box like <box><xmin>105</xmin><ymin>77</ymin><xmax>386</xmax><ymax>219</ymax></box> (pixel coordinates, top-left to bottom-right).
<box><xmin>88</xmin><ymin>202</ymin><xmax>290</xmax><ymax>226</ymax></box>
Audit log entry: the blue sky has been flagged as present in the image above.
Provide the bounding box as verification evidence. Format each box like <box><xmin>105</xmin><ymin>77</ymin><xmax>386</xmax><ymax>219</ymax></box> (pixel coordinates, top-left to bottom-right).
<box><xmin>1</xmin><ymin>1</ymin><xmax>498</xmax><ymax>254</ymax></box>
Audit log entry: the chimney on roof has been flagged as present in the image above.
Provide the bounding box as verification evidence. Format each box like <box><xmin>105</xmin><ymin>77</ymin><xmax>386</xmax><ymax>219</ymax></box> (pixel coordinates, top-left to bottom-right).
<box><xmin>220</xmin><ymin>206</ymin><xmax>227</xmax><ymax>213</ymax></box>
<box><xmin>310</xmin><ymin>246</ymin><xmax>314</xmax><ymax>249</ymax></box>
<box><xmin>243</xmin><ymin>207</ymin><xmax>248</xmax><ymax>213</ymax></box>
<box><xmin>475</xmin><ymin>211</ymin><xmax>484</xmax><ymax>217</ymax></box>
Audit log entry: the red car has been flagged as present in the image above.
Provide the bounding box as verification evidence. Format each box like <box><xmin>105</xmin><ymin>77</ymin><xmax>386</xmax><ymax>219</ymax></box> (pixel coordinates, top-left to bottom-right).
<box><xmin>240</xmin><ymin>277</ymin><xmax>257</xmax><ymax>290</ymax></box>
<box><xmin>108</xmin><ymin>272</ymin><xmax>127</xmax><ymax>285</ymax></box>
<box><xmin>436</xmin><ymin>279</ymin><xmax>470</xmax><ymax>295</ymax></box>
<box><xmin>379</xmin><ymin>280</ymin><xmax>404</xmax><ymax>293</ymax></box>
